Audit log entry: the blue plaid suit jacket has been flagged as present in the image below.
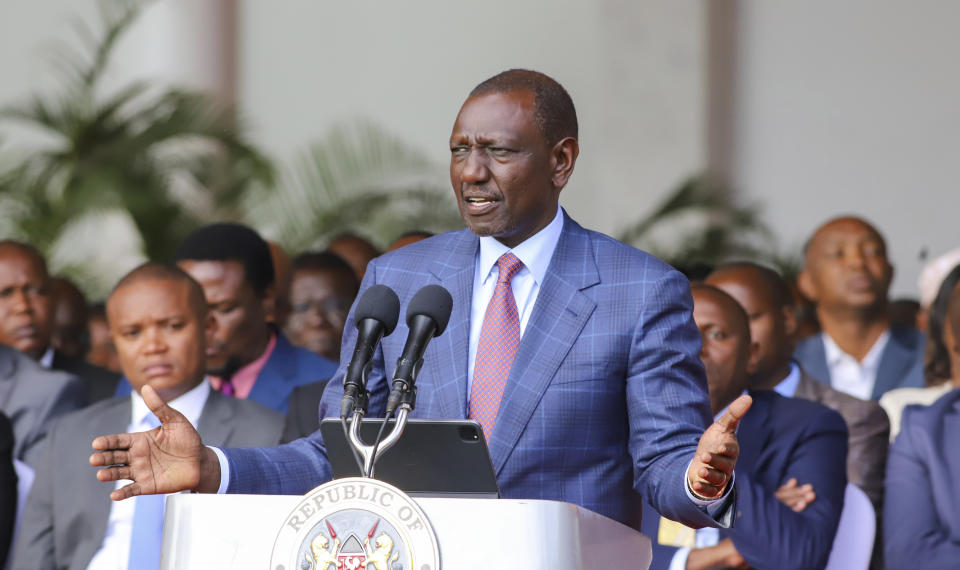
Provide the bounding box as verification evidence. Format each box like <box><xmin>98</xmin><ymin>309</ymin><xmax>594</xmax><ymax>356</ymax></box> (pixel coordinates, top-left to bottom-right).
<box><xmin>222</xmin><ymin>212</ymin><xmax>719</xmax><ymax>529</ymax></box>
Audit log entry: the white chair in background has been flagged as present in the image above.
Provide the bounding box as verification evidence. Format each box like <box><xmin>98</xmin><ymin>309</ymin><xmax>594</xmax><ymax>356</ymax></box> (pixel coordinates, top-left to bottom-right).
<box><xmin>825</xmin><ymin>483</ymin><xmax>875</xmax><ymax>570</ymax></box>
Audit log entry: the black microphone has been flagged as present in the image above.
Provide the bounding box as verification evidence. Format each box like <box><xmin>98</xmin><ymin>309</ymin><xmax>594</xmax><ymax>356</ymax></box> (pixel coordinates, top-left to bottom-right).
<box><xmin>340</xmin><ymin>285</ymin><xmax>401</xmax><ymax>419</ymax></box>
<box><xmin>386</xmin><ymin>285</ymin><xmax>454</xmax><ymax>414</ymax></box>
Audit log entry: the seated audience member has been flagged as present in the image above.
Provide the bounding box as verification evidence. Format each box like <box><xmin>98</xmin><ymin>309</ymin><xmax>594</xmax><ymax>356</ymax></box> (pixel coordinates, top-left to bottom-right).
<box><xmin>881</xmin><ymin>263</ymin><xmax>960</xmax><ymax>440</ymax></box>
<box><xmin>915</xmin><ymin>247</ymin><xmax>960</xmax><ymax>332</ymax></box>
<box><xmin>327</xmin><ymin>232</ymin><xmax>380</xmax><ymax>282</ymax></box>
<box><xmin>387</xmin><ymin>230</ymin><xmax>434</xmax><ymax>252</ymax></box>
<box><xmin>113</xmin><ymin>224</ymin><xmax>337</xmax><ymax>412</ymax></box>
<box><xmin>795</xmin><ymin>217</ymin><xmax>924</xmax><ymax>400</ymax></box>
<box><xmin>0</xmin><ymin>346</ymin><xmax>85</xmax><ymax>467</ymax></box>
<box><xmin>86</xmin><ymin>303</ymin><xmax>121</xmax><ymax>374</ymax></box>
<box><xmin>0</xmin><ymin>241</ymin><xmax>119</xmax><ymax>403</ymax></box>
<box><xmin>48</xmin><ymin>277</ymin><xmax>89</xmax><ymax>359</ymax></box>
<box><xmin>281</xmin><ymin>252</ymin><xmax>359</xmax><ymax>441</ymax></box>
<box><xmin>884</xmin><ymin>279</ymin><xmax>960</xmax><ymax>569</ymax></box>
<box><xmin>11</xmin><ymin>263</ymin><xmax>284</xmax><ymax>570</ymax></box>
<box><xmin>707</xmin><ymin>262</ymin><xmax>889</xmax><ymax>511</ymax></box>
<box><xmin>643</xmin><ymin>285</ymin><xmax>847</xmax><ymax>570</ymax></box>
<box><xmin>284</xmin><ymin>251</ymin><xmax>359</xmax><ymax>362</ymax></box>
<box><xmin>0</xmin><ymin>411</ymin><xmax>17</xmax><ymax>568</ymax></box>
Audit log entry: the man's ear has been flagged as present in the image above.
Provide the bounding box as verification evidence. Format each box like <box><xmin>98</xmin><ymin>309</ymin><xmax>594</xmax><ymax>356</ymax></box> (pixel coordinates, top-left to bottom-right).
<box><xmin>261</xmin><ymin>284</ymin><xmax>277</xmax><ymax>322</ymax></box>
<box><xmin>797</xmin><ymin>270</ymin><xmax>818</xmax><ymax>303</ymax></box>
<box><xmin>782</xmin><ymin>304</ymin><xmax>798</xmax><ymax>338</ymax></box>
<box><xmin>203</xmin><ymin>313</ymin><xmax>216</xmax><ymax>345</ymax></box>
<box><xmin>551</xmin><ymin>137</ymin><xmax>579</xmax><ymax>190</ymax></box>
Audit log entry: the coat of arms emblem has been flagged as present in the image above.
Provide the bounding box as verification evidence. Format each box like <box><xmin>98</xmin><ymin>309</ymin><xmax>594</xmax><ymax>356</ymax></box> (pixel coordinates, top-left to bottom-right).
<box><xmin>271</xmin><ymin>478</ymin><xmax>440</xmax><ymax>570</ymax></box>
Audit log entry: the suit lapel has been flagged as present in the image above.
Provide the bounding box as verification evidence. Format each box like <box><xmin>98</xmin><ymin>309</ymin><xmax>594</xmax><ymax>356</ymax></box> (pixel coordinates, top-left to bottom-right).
<box><xmin>425</xmin><ymin>230</ymin><xmax>479</xmax><ymax>420</ymax></box>
<box><xmin>84</xmin><ymin>400</ymin><xmax>131</xmax><ymax>556</ymax></box>
<box><xmin>796</xmin><ymin>337</ymin><xmax>832</xmax><ymax>388</ymax></box>
<box><xmin>197</xmin><ymin>391</ymin><xmax>235</xmax><ymax>446</ymax></box>
<box><xmin>872</xmin><ymin>326</ymin><xmax>915</xmax><ymax>399</ymax></box>
<box><xmin>488</xmin><ymin>217</ymin><xmax>599</xmax><ymax>476</ymax></box>
<box><xmin>737</xmin><ymin>391</ymin><xmax>771</xmax><ymax>474</ymax></box>
<box><xmin>247</xmin><ymin>332</ymin><xmax>295</xmax><ymax>410</ymax></box>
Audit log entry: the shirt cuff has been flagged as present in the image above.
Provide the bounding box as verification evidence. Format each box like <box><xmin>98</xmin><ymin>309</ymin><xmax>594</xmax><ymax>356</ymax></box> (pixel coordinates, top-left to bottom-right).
<box><xmin>669</xmin><ymin>547</ymin><xmax>691</xmax><ymax>570</ymax></box>
<box><xmin>683</xmin><ymin>460</ymin><xmax>735</xmax><ymax>506</ymax></box>
<box><xmin>209</xmin><ymin>446</ymin><xmax>230</xmax><ymax>494</ymax></box>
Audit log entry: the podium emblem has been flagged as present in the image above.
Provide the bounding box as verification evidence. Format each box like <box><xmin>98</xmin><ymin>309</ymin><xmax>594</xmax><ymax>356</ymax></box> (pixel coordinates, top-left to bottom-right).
<box><xmin>271</xmin><ymin>477</ymin><xmax>440</xmax><ymax>570</ymax></box>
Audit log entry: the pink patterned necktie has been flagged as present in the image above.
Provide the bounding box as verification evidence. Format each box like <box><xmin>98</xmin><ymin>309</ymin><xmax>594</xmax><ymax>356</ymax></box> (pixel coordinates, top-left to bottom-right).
<box><xmin>469</xmin><ymin>252</ymin><xmax>524</xmax><ymax>442</ymax></box>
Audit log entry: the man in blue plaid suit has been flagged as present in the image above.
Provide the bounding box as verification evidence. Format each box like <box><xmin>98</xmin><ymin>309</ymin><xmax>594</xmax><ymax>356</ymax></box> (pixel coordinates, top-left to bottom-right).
<box><xmin>92</xmin><ymin>70</ymin><xmax>750</xmax><ymax>531</ymax></box>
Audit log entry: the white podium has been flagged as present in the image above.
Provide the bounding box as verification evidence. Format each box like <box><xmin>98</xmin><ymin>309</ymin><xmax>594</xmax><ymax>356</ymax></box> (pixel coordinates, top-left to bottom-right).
<box><xmin>161</xmin><ymin>493</ymin><xmax>651</xmax><ymax>569</ymax></box>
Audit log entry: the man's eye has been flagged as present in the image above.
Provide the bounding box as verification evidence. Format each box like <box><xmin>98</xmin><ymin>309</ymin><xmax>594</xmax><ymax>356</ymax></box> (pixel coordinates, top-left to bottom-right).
<box><xmin>709</xmin><ymin>330</ymin><xmax>728</xmax><ymax>340</ymax></box>
<box><xmin>121</xmin><ymin>329</ymin><xmax>139</xmax><ymax>338</ymax></box>
<box><xmin>450</xmin><ymin>146</ymin><xmax>468</xmax><ymax>154</ymax></box>
<box><xmin>489</xmin><ymin>147</ymin><xmax>512</xmax><ymax>157</ymax></box>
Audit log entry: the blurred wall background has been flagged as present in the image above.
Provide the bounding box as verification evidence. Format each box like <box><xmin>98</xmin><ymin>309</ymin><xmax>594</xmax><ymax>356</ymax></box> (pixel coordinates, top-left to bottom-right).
<box><xmin>1</xmin><ymin>0</ymin><xmax>956</xmax><ymax>297</ymax></box>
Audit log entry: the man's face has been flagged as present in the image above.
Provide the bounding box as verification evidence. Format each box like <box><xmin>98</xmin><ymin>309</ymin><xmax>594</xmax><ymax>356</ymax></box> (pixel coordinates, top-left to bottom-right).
<box><xmin>449</xmin><ymin>90</ymin><xmax>562</xmax><ymax>248</ymax></box>
<box><xmin>0</xmin><ymin>246</ymin><xmax>53</xmax><ymax>358</ymax></box>
<box><xmin>177</xmin><ymin>260</ymin><xmax>271</xmax><ymax>376</ymax></box>
<box><xmin>800</xmin><ymin>218</ymin><xmax>893</xmax><ymax>313</ymax></box>
<box><xmin>693</xmin><ymin>288</ymin><xmax>755</xmax><ymax>415</ymax></box>
<box><xmin>284</xmin><ymin>268</ymin><xmax>356</xmax><ymax>362</ymax></box>
<box><xmin>107</xmin><ymin>279</ymin><xmax>210</xmax><ymax>401</ymax></box>
<box><xmin>707</xmin><ymin>269</ymin><xmax>793</xmax><ymax>387</ymax></box>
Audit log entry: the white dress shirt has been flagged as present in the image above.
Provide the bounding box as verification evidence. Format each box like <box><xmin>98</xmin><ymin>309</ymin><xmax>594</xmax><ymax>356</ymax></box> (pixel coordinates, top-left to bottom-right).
<box><xmin>86</xmin><ymin>380</ymin><xmax>211</xmax><ymax>570</ymax></box>
<box><xmin>822</xmin><ymin>330</ymin><xmax>890</xmax><ymax>400</ymax></box>
<box><xmin>466</xmin><ymin>205</ymin><xmax>565</xmax><ymax>399</ymax></box>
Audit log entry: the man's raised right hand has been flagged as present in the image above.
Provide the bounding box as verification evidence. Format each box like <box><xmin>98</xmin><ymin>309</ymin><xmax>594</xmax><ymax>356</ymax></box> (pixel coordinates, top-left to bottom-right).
<box><xmin>89</xmin><ymin>384</ymin><xmax>221</xmax><ymax>500</ymax></box>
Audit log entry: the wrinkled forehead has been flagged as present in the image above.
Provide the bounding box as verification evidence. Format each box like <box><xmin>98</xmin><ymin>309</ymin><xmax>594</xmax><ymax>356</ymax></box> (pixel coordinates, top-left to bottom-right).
<box><xmin>450</xmin><ymin>91</ymin><xmax>539</xmax><ymax>141</ymax></box>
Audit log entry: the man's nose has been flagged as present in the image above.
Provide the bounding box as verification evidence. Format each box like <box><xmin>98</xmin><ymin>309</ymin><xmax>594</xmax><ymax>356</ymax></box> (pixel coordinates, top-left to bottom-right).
<box><xmin>143</xmin><ymin>329</ymin><xmax>168</xmax><ymax>353</ymax></box>
<box><xmin>9</xmin><ymin>289</ymin><xmax>33</xmax><ymax>314</ymax></box>
<box><xmin>460</xmin><ymin>149</ymin><xmax>490</xmax><ymax>184</ymax></box>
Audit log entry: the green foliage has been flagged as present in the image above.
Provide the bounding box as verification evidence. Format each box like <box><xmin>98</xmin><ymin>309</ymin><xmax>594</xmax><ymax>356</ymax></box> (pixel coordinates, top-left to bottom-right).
<box><xmin>617</xmin><ymin>174</ymin><xmax>778</xmax><ymax>270</ymax></box>
<box><xmin>0</xmin><ymin>0</ymin><xmax>272</xmax><ymax>296</ymax></box>
<box><xmin>245</xmin><ymin>120</ymin><xmax>462</xmax><ymax>253</ymax></box>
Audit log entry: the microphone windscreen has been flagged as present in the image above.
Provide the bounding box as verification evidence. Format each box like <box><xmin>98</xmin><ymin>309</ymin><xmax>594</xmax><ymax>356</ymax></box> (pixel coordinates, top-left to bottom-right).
<box><xmin>353</xmin><ymin>284</ymin><xmax>401</xmax><ymax>335</ymax></box>
<box><xmin>406</xmin><ymin>285</ymin><xmax>454</xmax><ymax>336</ymax></box>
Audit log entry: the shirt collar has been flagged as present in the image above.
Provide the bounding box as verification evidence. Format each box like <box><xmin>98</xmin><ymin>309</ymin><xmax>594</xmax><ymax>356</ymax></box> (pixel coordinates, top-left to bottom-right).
<box><xmin>38</xmin><ymin>346</ymin><xmax>55</xmax><ymax>369</ymax></box>
<box><xmin>477</xmin><ymin>205</ymin><xmax>564</xmax><ymax>286</ymax></box>
<box><xmin>822</xmin><ymin>329</ymin><xmax>891</xmax><ymax>368</ymax></box>
<box><xmin>774</xmin><ymin>361</ymin><xmax>802</xmax><ymax>397</ymax></box>
<box><xmin>129</xmin><ymin>377</ymin><xmax>211</xmax><ymax>431</ymax></box>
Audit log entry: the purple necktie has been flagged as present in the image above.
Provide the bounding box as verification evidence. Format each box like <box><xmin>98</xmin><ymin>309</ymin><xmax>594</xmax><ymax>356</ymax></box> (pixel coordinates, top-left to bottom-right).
<box><xmin>469</xmin><ymin>253</ymin><xmax>524</xmax><ymax>442</ymax></box>
<box><xmin>218</xmin><ymin>378</ymin><xmax>235</xmax><ymax>397</ymax></box>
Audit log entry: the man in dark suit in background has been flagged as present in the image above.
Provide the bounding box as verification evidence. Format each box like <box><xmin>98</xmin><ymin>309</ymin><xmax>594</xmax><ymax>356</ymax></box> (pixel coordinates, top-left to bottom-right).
<box><xmin>11</xmin><ymin>263</ymin><xmax>284</xmax><ymax>570</ymax></box>
<box><xmin>794</xmin><ymin>217</ymin><xmax>924</xmax><ymax>400</ymax></box>
<box><xmin>884</xmin><ymin>278</ymin><xmax>960</xmax><ymax>569</ymax></box>
<box><xmin>114</xmin><ymin>224</ymin><xmax>338</xmax><ymax>413</ymax></box>
<box><xmin>281</xmin><ymin>251</ymin><xmax>358</xmax><ymax>441</ymax></box>
<box><xmin>0</xmin><ymin>241</ymin><xmax>119</xmax><ymax>403</ymax></box>
<box><xmin>707</xmin><ymin>262</ymin><xmax>889</xmax><ymax>510</ymax></box>
<box><xmin>643</xmin><ymin>284</ymin><xmax>847</xmax><ymax>570</ymax></box>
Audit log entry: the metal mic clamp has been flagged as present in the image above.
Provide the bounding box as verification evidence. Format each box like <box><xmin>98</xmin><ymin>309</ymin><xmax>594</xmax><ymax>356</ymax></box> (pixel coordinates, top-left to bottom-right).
<box><xmin>347</xmin><ymin>407</ymin><xmax>411</xmax><ymax>478</ymax></box>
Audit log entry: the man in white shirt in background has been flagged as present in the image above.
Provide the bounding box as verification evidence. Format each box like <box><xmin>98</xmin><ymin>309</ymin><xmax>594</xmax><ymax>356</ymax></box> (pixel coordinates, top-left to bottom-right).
<box><xmin>794</xmin><ymin>216</ymin><xmax>924</xmax><ymax>400</ymax></box>
<box><xmin>11</xmin><ymin>262</ymin><xmax>284</xmax><ymax>570</ymax></box>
